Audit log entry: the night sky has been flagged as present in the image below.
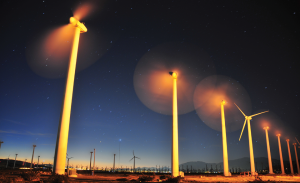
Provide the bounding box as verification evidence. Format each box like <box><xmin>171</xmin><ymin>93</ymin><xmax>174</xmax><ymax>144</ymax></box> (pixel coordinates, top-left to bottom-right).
<box><xmin>1</xmin><ymin>0</ymin><xmax>300</xmax><ymax>169</ymax></box>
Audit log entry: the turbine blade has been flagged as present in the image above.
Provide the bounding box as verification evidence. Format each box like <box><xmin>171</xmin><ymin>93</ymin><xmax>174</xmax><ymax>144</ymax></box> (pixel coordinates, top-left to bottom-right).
<box><xmin>129</xmin><ymin>157</ymin><xmax>133</xmax><ymax>161</ymax></box>
<box><xmin>133</xmin><ymin>150</ymin><xmax>134</xmax><ymax>156</ymax></box>
<box><xmin>136</xmin><ymin>157</ymin><xmax>140</xmax><ymax>159</ymax></box>
<box><xmin>249</xmin><ymin>110</ymin><xmax>269</xmax><ymax>117</ymax></box>
<box><xmin>239</xmin><ymin>119</ymin><xmax>247</xmax><ymax>141</ymax></box>
<box><xmin>234</xmin><ymin>103</ymin><xmax>246</xmax><ymax>117</ymax></box>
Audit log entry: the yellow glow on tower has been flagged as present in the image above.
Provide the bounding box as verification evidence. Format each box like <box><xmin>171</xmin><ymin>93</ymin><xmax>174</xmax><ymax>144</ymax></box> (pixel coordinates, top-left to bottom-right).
<box><xmin>171</xmin><ymin>72</ymin><xmax>179</xmax><ymax>177</ymax></box>
<box><xmin>263</xmin><ymin>126</ymin><xmax>274</xmax><ymax>174</ymax></box>
<box><xmin>286</xmin><ymin>139</ymin><xmax>294</xmax><ymax>174</ymax></box>
<box><xmin>53</xmin><ymin>17</ymin><xmax>87</xmax><ymax>175</ymax></box>
<box><xmin>276</xmin><ymin>134</ymin><xmax>285</xmax><ymax>174</ymax></box>
<box><xmin>221</xmin><ymin>100</ymin><xmax>231</xmax><ymax>176</ymax></box>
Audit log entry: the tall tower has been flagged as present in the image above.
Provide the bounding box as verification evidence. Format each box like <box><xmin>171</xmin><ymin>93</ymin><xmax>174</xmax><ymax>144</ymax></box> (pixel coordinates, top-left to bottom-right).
<box><xmin>286</xmin><ymin>139</ymin><xmax>294</xmax><ymax>174</ymax></box>
<box><xmin>263</xmin><ymin>127</ymin><xmax>273</xmax><ymax>174</ymax></box>
<box><xmin>220</xmin><ymin>100</ymin><xmax>231</xmax><ymax>176</ymax></box>
<box><xmin>293</xmin><ymin>143</ymin><xmax>300</xmax><ymax>174</ymax></box>
<box><xmin>276</xmin><ymin>134</ymin><xmax>285</xmax><ymax>174</ymax></box>
<box><xmin>171</xmin><ymin>72</ymin><xmax>179</xmax><ymax>177</ymax></box>
<box><xmin>53</xmin><ymin>17</ymin><xmax>87</xmax><ymax>175</ymax></box>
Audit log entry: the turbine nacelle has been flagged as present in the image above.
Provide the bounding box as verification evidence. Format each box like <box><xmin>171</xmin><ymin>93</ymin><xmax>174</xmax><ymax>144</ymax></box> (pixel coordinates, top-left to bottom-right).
<box><xmin>169</xmin><ymin>71</ymin><xmax>177</xmax><ymax>79</ymax></box>
<box><xmin>70</xmin><ymin>17</ymin><xmax>87</xmax><ymax>33</ymax></box>
<box><xmin>221</xmin><ymin>100</ymin><xmax>226</xmax><ymax>105</ymax></box>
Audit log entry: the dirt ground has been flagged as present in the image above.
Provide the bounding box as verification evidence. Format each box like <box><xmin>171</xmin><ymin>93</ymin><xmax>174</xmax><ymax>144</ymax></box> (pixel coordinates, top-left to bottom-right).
<box><xmin>68</xmin><ymin>174</ymin><xmax>300</xmax><ymax>182</ymax></box>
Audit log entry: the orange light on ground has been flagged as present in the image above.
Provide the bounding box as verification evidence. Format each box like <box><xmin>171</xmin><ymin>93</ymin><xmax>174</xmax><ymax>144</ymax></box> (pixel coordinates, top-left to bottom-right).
<box><xmin>53</xmin><ymin>17</ymin><xmax>87</xmax><ymax>175</ymax></box>
<box><xmin>133</xmin><ymin>42</ymin><xmax>215</xmax><ymax>115</ymax></box>
<box><xmin>193</xmin><ymin>75</ymin><xmax>251</xmax><ymax>132</ymax></box>
<box><xmin>263</xmin><ymin>126</ymin><xmax>274</xmax><ymax>174</ymax></box>
<box><xmin>276</xmin><ymin>134</ymin><xmax>285</xmax><ymax>174</ymax></box>
<box><xmin>286</xmin><ymin>139</ymin><xmax>294</xmax><ymax>174</ymax></box>
<box><xmin>293</xmin><ymin>143</ymin><xmax>300</xmax><ymax>174</ymax></box>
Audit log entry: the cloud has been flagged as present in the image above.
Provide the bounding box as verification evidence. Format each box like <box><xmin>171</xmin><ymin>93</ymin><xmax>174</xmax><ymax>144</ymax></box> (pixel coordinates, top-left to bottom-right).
<box><xmin>0</xmin><ymin>130</ymin><xmax>54</xmax><ymax>136</ymax></box>
<box><xmin>1</xmin><ymin>119</ymin><xmax>27</xmax><ymax>126</ymax></box>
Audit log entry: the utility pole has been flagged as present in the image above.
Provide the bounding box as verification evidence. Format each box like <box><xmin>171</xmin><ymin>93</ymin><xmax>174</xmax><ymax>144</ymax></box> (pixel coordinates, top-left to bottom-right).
<box><xmin>37</xmin><ymin>156</ymin><xmax>40</xmax><ymax>169</ymax></box>
<box><xmin>30</xmin><ymin>145</ymin><xmax>36</xmax><ymax>169</ymax></box>
<box><xmin>13</xmin><ymin>154</ymin><xmax>18</xmax><ymax>169</ymax></box>
<box><xmin>93</xmin><ymin>148</ymin><xmax>95</xmax><ymax>176</ymax></box>
<box><xmin>90</xmin><ymin>152</ymin><xmax>93</xmax><ymax>170</ymax></box>
<box><xmin>113</xmin><ymin>154</ymin><xmax>116</xmax><ymax>172</ymax></box>
<box><xmin>6</xmin><ymin>155</ymin><xmax>10</xmax><ymax>168</ymax></box>
<box><xmin>67</xmin><ymin>157</ymin><xmax>73</xmax><ymax>174</ymax></box>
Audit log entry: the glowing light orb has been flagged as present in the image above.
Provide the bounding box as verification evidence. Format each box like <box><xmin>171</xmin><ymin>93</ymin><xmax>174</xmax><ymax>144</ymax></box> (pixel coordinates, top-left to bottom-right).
<box><xmin>252</xmin><ymin>111</ymin><xmax>296</xmax><ymax>146</ymax></box>
<box><xmin>26</xmin><ymin>25</ymin><xmax>112</xmax><ymax>79</ymax></box>
<box><xmin>133</xmin><ymin>42</ymin><xmax>215</xmax><ymax>115</ymax></box>
<box><xmin>193</xmin><ymin>75</ymin><xmax>251</xmax><ymax>132</ymax></box>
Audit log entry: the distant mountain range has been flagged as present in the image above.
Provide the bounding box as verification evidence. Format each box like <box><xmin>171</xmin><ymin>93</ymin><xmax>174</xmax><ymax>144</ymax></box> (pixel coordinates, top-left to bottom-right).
<box><xmin>179</xmin><ymin>157</ymin><xmax>291</xmax><ymax>172</ymax></box>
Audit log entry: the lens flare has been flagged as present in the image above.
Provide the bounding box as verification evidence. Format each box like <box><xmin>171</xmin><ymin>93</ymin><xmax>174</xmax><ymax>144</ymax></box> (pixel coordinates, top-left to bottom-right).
<box><xmin>193</xmin><ymin>75</ymin><xmax>251</xmax><ymax>132</ymax></box>
<box><xmin>26</xmin><ymin>25</ymin><xmax>112</xmax><ymax>79</ymax></box>
<box><xmin>73</xmin><ymin>3</ymin><xmax>93</xmax><ymax>21</ymax></box>
<box><xmin>252</xmin><ymin>111</ymin><xmax>296</xmax><ymax>145</ymax></box>
<box><xmin>133</xmin><ymin>42</ymin><xmax>215</xmax><ymax>115</ymax></box>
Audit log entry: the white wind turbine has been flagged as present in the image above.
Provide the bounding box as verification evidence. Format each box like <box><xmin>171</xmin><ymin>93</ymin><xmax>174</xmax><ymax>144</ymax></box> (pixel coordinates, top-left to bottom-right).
<box><xmin>235</xmin><ymin>103</ymin><xmax>269</xmax><ymax>176</ymax></box>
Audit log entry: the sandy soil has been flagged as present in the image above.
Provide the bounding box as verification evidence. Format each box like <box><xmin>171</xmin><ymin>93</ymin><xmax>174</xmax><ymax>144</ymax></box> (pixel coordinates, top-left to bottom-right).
<box><xmin>70</xmin><ymin>174</ymin><xmax>300</xmax><ymax>182</ymax></box>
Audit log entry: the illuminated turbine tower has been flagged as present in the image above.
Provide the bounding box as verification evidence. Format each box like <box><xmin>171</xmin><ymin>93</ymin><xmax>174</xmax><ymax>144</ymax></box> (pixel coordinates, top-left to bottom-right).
<box><xmin>276</xmin><ymin>134</ymin><xmax>285</xmax><ymax>174</ymax></box>
<box><xmin>286</xmin><ymin>139</ymin><xmax>294</xmax><ymax>174</ymax></box>
<box><xmin>293</xmin><ymin>143</ymin><xmax>300</xmax><ymax>174</ymax></box>
<box><xmin>235</xmin><ymin>103</ymin><xmax>269</xmax><ymax>176</ymax></box>
<box><xmin>220</xmin><ymin>100</ymin><xmax>231</xmax><ymax>176</ymax></box>
<box><xmin>263</xmin><ymin>127</ymin><xmax>273</xmax><ymax>174</ymax></box>
<box><xmin>53</xmin><ymin>17</ymin><xmax>87</xmax><ymax>175</ymax></box>
<box><xmin>170</xmin><ymin>72</ymin><xmax>179</xmax><ymax>177</ymax></box>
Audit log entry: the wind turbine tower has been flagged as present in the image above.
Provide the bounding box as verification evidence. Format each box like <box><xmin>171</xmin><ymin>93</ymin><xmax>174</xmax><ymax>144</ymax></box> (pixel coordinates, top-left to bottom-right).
<box><xmin>90</xmin><ymin>151</ymin><xmax>93</xmax><ymax>170</ymax></box>
<box><xmin>220</xmin><ymin>100</ymin><xmax>231</xmax><ymax>176</ymax></box>
<box><xmin>0</xmin><ymin>141</ymin><xmax>3</xmax><ymax>149</ymax></box>
<box><xmin>276</xmin><ymin>134</ymin><xmax>285</xmax><ymax>174</ymax></box>
<box><xmin>113</xmin><ymin>154</ymin><xmax>116</xmax><ymax>172</ymax></box>
<box><xmin>30</xmin><ymin>145</ymin><xmax>36</xmax><ymax>169</ymax></box>
<box><xmin>169</xmin><ymin>71</ymin><xmax>179</xmax><ymax>177</ymax></box>
<box><xmin>53</xmin><ymin>17</ymin><xmax>87</xmax><ymax>175</ymax></box>
<box><xmin>286</xmin><ymin>139</ymin><xmax>294</xmax><ymax>174</ymax></box>
<box><xmin>37</xmin><ymin>155</ymin><xmax>40</xmax><ymax>168</ymax></box>
<box><xmin>13</xmin><ymin>154</ymin><xmax>18</xmax><ymax>169</ymax></box>
<box><xmin>293</xmin><ymin>143</ymin><xmax>300</xmax><ymax>174</ymax></box>
<box><xmin>263</xmin><ymin>126</ymin><xmax>274</xmax><ymax>174</ymax></box>
<box><xmin>130</xmin><ymin>151</ymin><xmax>140</xmax><ymax>172</ymax></box>
<box><xmin>235</xmin><ymin>103</ymin><xmax>269</xmax><ymax>176</ymax></box>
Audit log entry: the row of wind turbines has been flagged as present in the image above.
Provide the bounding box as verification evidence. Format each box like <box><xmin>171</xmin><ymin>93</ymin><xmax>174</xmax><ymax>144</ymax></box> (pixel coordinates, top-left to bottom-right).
<box><xmin>38</xmin><ymin>5</ymin><xmax>297</xmax><ymax>177</ymax></box>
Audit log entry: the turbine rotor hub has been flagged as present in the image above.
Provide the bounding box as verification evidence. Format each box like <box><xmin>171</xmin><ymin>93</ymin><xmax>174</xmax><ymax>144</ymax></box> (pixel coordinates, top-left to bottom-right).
<box><xmin>70</xmin><ymin>17</ymin><xmax>87</xmax><ymax>33</ymax></box>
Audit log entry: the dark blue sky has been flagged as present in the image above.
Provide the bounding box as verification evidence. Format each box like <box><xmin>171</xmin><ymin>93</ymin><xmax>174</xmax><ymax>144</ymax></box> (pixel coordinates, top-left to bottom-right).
<box><xmin>0</xmin><ymin>0</ymin><xmax>299</xmax><ymax>169</ymax></box>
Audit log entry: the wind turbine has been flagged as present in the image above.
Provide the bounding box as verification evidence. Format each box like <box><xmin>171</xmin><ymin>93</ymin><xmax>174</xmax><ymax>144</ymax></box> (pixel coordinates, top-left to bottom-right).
<box><xmin>220</xmin><ymin>100</ymin><xmax>231</xmax><ymax>176</ymax></box>
<box><xmin>170</xmin><ymin>71</ymin><xmax>179</xmax><ymax>177</ymax></box>
<box><xmin>52</xmin><ymin>15</ymin><xmax>87</xmax><ymax>175</ymax></box>
<box><xmin>293</xmin><ymin>143</ymin><xmax>300</xmax><ymax>174</ymax></box>
<box><xmin>235</xmin><ymin>103</ymin><xmax>269</xmax><ymax>176</ymax></box>
<box><xmin>193</xmin><ymin>75</ymin><xmax>251</xmax><ymax>176</ymax></box>
<box><xmin>134</xmin><ymin>43</ymin><xmax>216</xmax><ymax>177</ymax></box>
<box><xmin>286</xmin><ymin>139</ymin><xmax>294</xmax><ymax>174</ymax></box>
<box><xmin>263</xmin><ymin>126</ymin><xmax>274</xmax><ymax>174</ymax></box>
<box><xmin>129</xmin><ymin>151</ymin><xmax>140</xmax><ymax>172</ymax></box>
